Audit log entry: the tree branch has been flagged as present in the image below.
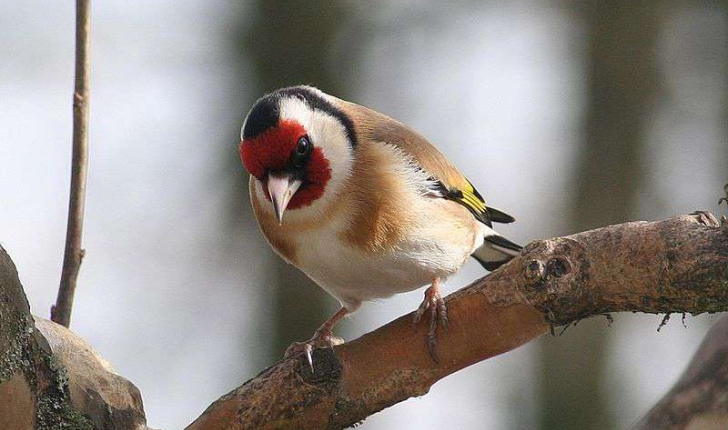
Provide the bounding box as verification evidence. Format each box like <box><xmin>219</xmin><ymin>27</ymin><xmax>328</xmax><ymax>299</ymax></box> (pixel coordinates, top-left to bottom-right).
<box><xmin>635</xmin><ymin>314</ymin><xmax>728</xmax><ymax>430</ymax></box>
<box><xmin>0</xmin><ymin>245</ymin><xmax>149</xmax><ymax>430</ymax></box>
<box><xmin>187</xmin><ymin>212</ymin><xmax>728</xmax><ymax>430</ymax></box>
<box><xmin>52</xmin><ymin>0</ymin><xmax>91</xmax><ymax>328</ymax></box>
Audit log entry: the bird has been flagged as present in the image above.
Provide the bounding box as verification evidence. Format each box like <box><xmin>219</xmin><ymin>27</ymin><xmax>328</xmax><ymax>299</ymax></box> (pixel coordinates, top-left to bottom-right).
<box><xmin>239</xmin><ymin>85</ymin><xmax>521</xmax><ymax>365</ymax></box>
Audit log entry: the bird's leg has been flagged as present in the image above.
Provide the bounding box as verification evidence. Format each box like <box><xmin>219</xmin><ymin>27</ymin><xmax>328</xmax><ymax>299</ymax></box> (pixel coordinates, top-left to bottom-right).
<box><xmin>311</xmin><ymin>306</ymin><xmax>348</xmax><ymax>343</ymax></box>
<box><xmin>284</xmin><ymin>307</ymin><xmax>348</xmax><ymax>370</ymax></box>
<box><xmin>413</xmin><ymin>278</ymin><xmax>449</xmax><ymax>363</ymax></box>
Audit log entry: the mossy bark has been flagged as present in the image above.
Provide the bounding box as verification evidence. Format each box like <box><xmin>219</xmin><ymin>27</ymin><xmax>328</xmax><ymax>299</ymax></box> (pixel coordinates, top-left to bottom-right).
<box><xmin>0</xmin><ymin>245</ymin><xmax>95</xmax><ymax>429</ymax></box>
<box><xmin>0</xmin><ymin>245</ymin><xmax>148</xmax><ymax>430</ymax></box>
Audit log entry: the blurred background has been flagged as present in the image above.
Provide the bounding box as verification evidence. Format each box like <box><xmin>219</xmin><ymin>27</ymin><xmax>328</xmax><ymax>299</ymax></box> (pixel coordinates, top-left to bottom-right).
<box><xmin>1</xmin><ymin>1</ymin><xmax>726</xmax><ymax>429</ymax></box>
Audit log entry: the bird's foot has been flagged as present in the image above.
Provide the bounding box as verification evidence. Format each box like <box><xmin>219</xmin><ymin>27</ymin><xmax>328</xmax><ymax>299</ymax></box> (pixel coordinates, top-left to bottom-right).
<box><xmin>284</xmin><ymin>307</ymin><xmax>349</xmax><ymax>371</ymax></box>
<box><xmin>413</xmin><ymin>280</ymin><xmax>448</xmax><ymax>363</ymax></box>
<box><xmin>284</xmin><ymin>329</ymin><xmax>345</xmax><ymax>372</ymax></box>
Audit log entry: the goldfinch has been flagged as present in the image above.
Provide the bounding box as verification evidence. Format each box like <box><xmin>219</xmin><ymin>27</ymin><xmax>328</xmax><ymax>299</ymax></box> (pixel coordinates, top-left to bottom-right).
<box><xmin>239</xmin><ymin>86</ymin><xmax>521</xmax><ymax>363</ymax></box>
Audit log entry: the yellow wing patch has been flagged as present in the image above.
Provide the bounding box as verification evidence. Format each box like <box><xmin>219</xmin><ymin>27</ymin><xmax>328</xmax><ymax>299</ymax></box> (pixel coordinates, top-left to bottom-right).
<box><xmin>460</xmin><ymin>187</ymin><xmax>486</xmax><ymax>213</ymax></box>
<box><xmin>444</xmin><ymin>180</ymin><xmax>491</xmax><ymax>226</ymax></box>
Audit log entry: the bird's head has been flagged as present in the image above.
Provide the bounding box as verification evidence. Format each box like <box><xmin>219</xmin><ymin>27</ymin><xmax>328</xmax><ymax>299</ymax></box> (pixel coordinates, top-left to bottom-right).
<box><xmin>239</xmin><ymin>86</ymin><xmax>357</xmax><ymax>224</ymax></box>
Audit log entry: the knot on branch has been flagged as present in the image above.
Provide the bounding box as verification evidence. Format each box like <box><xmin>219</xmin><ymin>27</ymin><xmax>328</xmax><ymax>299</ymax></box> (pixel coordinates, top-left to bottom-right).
<box><xmin>482</xmin><ymin>236</ymin><xmax>594</xmax><ymax>326</ymax></box>
<box><xmin>73</xmin><ymin>91</ymin><xmax>85</xmax><ymax>108</ymax></box>
<box><xmin>523</xmin><ymin>256</ymin><xmax>572</xmax><ymax>288</ymax></box>
<box><xmin>298</xmin><ymin>348</ymin><xmax>342</xmax><ymax>386</ymax></box>
<box><xmin>518</xmin><ymin>238</ymin><xmax>591</xmax><ymax>325</ymax></box>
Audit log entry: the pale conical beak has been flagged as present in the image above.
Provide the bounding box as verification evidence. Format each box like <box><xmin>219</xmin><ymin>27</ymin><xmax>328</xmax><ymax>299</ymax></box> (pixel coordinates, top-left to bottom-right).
<box><xmin>266</xmin><ymin>173</ymin><xmax>302</xmax><ymax>225</ymax></box>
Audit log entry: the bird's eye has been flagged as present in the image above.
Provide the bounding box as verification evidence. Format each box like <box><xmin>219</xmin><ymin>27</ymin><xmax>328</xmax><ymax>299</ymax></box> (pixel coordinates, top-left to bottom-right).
<box><xmin>296</xmin><ymin>136</ymin><xmax>311</xmax><ymax>155</ymax></box>
<box><xmin>292</xmin><ymin>136</ymin><xmax>313</xmax><ymax>167</ymax></box>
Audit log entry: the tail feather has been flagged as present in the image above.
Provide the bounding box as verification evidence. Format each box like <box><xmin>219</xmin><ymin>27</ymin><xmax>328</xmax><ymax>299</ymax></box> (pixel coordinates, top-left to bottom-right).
<box><xmin>484</xmin><ymin>234</ymin><xmax>521</xmax><ymax>256</ymax></box>
<box><xmin>471</xmin><ymin>234</ymin><xmax>522</xmax><ymax>271</ymax></box>
<box><xmin>487</xmin><ymin>206</ymin><xmax>516</xmax><ymax>224</ymax></box>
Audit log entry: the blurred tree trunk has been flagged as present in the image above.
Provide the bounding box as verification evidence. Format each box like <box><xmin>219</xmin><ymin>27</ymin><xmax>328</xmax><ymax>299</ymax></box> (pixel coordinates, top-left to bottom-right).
<box><xmin>538</xmin><ymin>2</ymin><xmax>661</xmax><ymax>429</ymax></box>
<box><xmin>238</xmin><ymin>1</ymin><xmax>351</xmax><ymax>359</ymax></box>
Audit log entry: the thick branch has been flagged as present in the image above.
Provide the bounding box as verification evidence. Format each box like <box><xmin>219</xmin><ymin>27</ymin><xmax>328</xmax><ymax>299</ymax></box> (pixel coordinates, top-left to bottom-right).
<box><xmin>187</xmin><ymin>212</ymin><xmax>728</xmax><ymax>430</ymax></box>
<box><xmin>0</xmin><ymin>245</ymin><xmax>149</xmax><ymax>430</ymax></box>
<box><xmin>52</xmin><ymin>0</ymin><xmax>91</xmax><ymax>328</ymax></box>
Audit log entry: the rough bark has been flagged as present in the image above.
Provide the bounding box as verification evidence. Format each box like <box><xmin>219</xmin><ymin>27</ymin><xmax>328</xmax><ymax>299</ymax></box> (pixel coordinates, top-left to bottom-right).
<box><xmin>187</xmin><ymin>212</ymin><xmax>728</xmax><ymax>430</ymax></box>
<box><xmin>0</xmin><ymin>245</ymin><xmax>149</xmax><ymax>430</ymax></box>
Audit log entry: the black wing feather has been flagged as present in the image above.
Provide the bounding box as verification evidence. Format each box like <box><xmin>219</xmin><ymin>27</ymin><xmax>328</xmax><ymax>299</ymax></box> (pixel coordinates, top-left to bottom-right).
<box><xmin>433</xmin><ymin>179</ymin><xmax>516</xmax><ymax>227</ymax></box>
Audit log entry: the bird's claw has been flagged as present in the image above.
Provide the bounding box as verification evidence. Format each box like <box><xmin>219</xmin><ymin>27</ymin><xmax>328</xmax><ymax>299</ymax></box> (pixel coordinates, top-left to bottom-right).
<box><xmin>413</xmin><ymin>284</ymin><xmax>448</xmax><ymax>363</ymax></box>
<box><xmin>413</xmin><ymin>289</ymin><xmax>448</xmax><ymax>327</ymax></box>
<box><xmin>284</xmin><ymin>332</ymin><xmax>344</xmax><ymax>372</ymax></box>
<box><xmin>303</xmin><ymin>343</ymin><xmax>314</xmax><ymax>372</ymax></box>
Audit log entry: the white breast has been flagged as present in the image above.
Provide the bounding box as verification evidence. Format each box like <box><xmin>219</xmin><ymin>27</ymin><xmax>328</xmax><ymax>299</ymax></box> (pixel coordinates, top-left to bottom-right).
<box><xmin>291</xmin><ymin>198</ymin><xmax>480</xmax><ymax>312</ymax></box>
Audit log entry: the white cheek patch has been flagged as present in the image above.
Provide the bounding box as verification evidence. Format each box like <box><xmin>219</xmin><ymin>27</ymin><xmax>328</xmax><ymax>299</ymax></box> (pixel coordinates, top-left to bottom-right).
<box><xmin>278</xmin><ymin>97</ymin><xmax>354</xmax><ymax>218</ymax></box>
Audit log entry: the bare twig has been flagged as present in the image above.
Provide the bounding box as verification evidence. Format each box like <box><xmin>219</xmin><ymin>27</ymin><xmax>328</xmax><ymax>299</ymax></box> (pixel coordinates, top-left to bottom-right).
<box><xmin>51</xmin><ymin>0</ymin><xmax>91</xmax><ymax>328</ymax></box>
<box><xmin>187</xmin><ymin>213</ymin><xmax>728</xmax><ymax>430</ymax></box>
